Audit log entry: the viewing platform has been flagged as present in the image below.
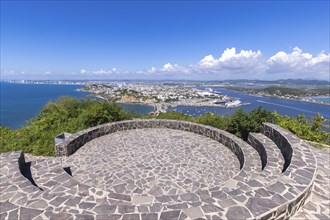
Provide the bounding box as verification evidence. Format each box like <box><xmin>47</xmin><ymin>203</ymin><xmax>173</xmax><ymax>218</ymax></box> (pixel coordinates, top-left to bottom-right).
<box><xmin>0</xmin><ymin>120</ymin><xmax>329</xmax><ymax>219</ymax></box>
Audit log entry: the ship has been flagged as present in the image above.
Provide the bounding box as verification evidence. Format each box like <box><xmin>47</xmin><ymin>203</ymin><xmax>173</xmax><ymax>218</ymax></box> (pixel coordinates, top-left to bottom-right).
<box><xmin>225</xmin><ymin>99</ymin><xmax>241</xmax><ymax>108</ymax></box>
<box><xmin>213</xmin><ymin>99</ymin><xmax>227</xmax><ymax>104</ymax></box>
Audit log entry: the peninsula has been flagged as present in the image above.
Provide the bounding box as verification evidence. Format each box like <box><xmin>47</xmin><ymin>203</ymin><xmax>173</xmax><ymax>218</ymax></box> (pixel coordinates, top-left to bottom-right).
<box><xmin>228</xmin><ymin>86</ymin><xmax>330</xmax><ymax>105</ymax></box>
<box><xmin>79</xmin><ymin>82</ymin><xmax>247</xmax><ymax>114</ymax></box>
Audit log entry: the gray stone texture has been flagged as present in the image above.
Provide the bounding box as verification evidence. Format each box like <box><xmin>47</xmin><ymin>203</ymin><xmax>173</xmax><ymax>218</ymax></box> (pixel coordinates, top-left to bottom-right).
<box><xmin>0</xmin><ymin>120</ymin><xmax>327</xmax><ymax>220</ymax></box>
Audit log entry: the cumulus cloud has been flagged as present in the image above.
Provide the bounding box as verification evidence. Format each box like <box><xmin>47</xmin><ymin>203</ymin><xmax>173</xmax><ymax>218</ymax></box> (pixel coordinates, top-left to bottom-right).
<box><xmin>147</xmin><ymin>67</ymin><xmax>157</xmax><ymax>74</ymax></box>
<box><xmin>188</xmin><ymin>47</ymin><xmax>268</xmax><ymax>79</ymax></box>
<box><xmin>80</xmin><ymin>69</ymin><xmax>88</xmax><ymax>74</ymax></box>
<box><xmin>267</xmin><ymin>47</ymin><xmax>330</xmax><ymax>79</ymax></box>
<box><xmin>73</xmin><ymin>48</ymin><xmax>330</xmax><ymax>80</ymax></box>
<box><xmin>79</xmin><ymin>68</ymin><xmax>119</xmax><ymax>76</ymax></box>
<box><xmin>159</xmin><ymin>63</ymin><xmax>188</xmax><ymax>74</ymax></box>
<box><xmin>199</xmin><ymin>55</ymin><xmax>218</xmax><ymax>67</ymax></box>
<box><xmin>3</xmin><ymin>47</ymin><xmax>329</xmax><ymax>80</ymax></box>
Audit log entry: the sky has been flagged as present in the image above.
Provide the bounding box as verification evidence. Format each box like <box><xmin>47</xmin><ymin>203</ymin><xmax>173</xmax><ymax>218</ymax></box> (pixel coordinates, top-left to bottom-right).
<box><xmin>1</xmin><ymin>1</ymin><xmax>329</xmax><ymax>81</ymax></box>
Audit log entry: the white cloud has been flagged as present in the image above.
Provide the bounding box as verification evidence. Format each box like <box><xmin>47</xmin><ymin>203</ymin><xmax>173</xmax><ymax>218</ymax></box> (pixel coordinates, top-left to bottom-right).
<box><xmin>192</xmin><ymin>47</ymin><xmax>267</xmax><ymax>78</ymax></box>
<box><xmin>147</xmin><ymin>67</ymin><xmax>157</xmax><ymax>74</ymax></box>
<box><xmin>199</xmin><ymin>55</ymin><xmax>218</xmax><ymax>67</ymax></box>
<box><xmin>79</xmin><ymin>68</ymin><xmax>119</xmax><ymax>76</ymax></box>
<box><xmin>159</xmin><ymin>63</ymin><xmax>189</xmax><ymax>74</ymax></box>
<box><xmin>80</xmin><ymin>69</ymin><xmax>88</xmax><ymax>74</ymax></box>
<box><xmin>3</xmin><ymin>47</ymin><xmax>329</xmax><ymax>80</ymax></box>
<box><xmin>198</xmin><ymin>48</ymin><xmax>264</xmax><ymax>69</ymax></box>
<box><xmin>161</xmin><ymin>63</ymin><xmax>175</xmax><ymax>72</ymax></box>
<box><xmin>267</xmin><ymin>47</ymin><xmax>330</xmax><ymax>78</ymax></box>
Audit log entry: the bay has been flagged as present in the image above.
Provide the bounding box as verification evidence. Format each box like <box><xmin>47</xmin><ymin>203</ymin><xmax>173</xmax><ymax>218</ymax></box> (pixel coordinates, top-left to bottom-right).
<box><xmin>0</xmin><ymin>82</ymin><xmax>90</xmax><ymax>129</ymax></box>
<box><xmin>168</xmin><ymin>87</ymin><xmax>330</xmax><ymax>120</ymax></box>
<box><xmin>1</xmin><ymin>83</ymin><xmax>329</xmax><ymax>130</ymax></box>
<box><xmin>0</xmin><ymin>82</ymin><xmax>153</xmax><ymax>129</ymax></box>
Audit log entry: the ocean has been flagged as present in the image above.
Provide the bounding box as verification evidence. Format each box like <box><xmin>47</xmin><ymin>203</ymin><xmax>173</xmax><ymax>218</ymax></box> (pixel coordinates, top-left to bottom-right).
<box><xmin>0</xmin><ymin>82</ymin><xmax>154</xmax><ymax>129</ymax></box>
<box><xmin>168</xmin><ymin>87</ymin><xmax>330</xmax><ymax>120</ymax></box>
<box><xmin>1</xmin><ymin>82</ymin><xmax>329</xmax><ymax>129</ymax></box>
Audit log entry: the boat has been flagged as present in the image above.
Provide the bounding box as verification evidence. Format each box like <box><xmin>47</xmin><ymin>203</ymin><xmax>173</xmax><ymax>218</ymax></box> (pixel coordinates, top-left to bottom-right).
<box><xmin>206</xmin><ymin>88</ymin><xmax>214</xmax><ymax>92</ymax></box>
<box><xmin>213</xmin><ymin>99</ymin><xmax>227</xmax><ymax>104</ymax></box>
<box><xmin>225</xmin><ymin>99</ymin><xmax>241</xmax><ymax>108</ymax></box>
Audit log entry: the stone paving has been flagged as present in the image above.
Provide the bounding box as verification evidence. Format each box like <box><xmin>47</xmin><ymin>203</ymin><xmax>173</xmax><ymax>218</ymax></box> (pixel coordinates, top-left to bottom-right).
<box><xmin>63</xmin><ymin>128</ymin><xmax>240</xmax><ymax>196</ymax></box>
<box><xmin>0</xmin><ymin>120</ymin><xmax>329</xmax><ymax>220</ymax></box>
<box><xmin>292</xmin><ymin>145</ymin><xmax>330</xmax><ymax>219</ymax></box>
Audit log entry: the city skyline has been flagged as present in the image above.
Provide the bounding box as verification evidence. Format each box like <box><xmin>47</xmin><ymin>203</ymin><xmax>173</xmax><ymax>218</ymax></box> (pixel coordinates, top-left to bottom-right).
<box><xmin>1</xmin><ymin>1</ymin><xmax>329</xmax><ymax>80</ymax></box>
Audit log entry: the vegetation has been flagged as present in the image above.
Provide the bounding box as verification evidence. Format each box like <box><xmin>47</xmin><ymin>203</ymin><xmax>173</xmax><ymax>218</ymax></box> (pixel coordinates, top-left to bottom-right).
<box><xmin>272</xmin><ymin>112</ymin><xmax>329</xmax><ymax>145</ymax></box>
<box><xmin>230</xmin><ymin>86</ymin><xmax>330</xmax><ymax>98</ymax></box>
<box><xmin>1</xmin><ymin>96</ymin><xmax>329</xmax><ymax>156</ymax></box>
<box><xmin>157</xmin><ymin>107</ymin><xmax>274</xmax><ymax>141</ymax></box>
<box><xmin>0</xmin><ymin>97</ymin><xmax>131</xmax><ymax>156</ymax></box>
<box><xmin>156</xmin><ymin>107</ymin><xmax>329</xmax><ymax>144</ymax></box>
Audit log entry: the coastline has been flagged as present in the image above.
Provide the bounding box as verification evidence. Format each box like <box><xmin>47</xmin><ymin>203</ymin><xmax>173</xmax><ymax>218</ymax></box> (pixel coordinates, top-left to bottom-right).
<box><xmin>264</xmin><ymin>95</ymin><xmax>330</xmax><ymax>106</ymax></box>
<box><xmin>231</xmin><ymin>91</ymin><xmax>330</xmax><ymax>106</ymax></box>
<box><xmin>90</xmin><ymin>93</ymin><xmax>250</xmax><ymax>110</ymax></box>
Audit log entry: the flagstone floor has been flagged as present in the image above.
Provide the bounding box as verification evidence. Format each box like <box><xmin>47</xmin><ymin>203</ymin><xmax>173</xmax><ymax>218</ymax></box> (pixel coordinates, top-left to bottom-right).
<box><xmin>63</xmin><ymin>128</ymin><xmax>240</xmax><ymax>197</ymax></box>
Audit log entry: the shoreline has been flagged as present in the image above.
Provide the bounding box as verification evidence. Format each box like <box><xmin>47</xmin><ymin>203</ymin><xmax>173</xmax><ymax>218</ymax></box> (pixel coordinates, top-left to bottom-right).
<box><xmin>230</xmin><ymin>91</ymin><xmax>330</xmax><ymax>106</ymax></box>
<box><xmin>91</xmin><ymin>94</ymin><xmax>250</xmax><ymax>109</ymax></box>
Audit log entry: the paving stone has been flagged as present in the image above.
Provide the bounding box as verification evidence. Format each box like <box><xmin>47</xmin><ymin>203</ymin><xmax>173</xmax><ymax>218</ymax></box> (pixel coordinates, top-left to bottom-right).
<box><xmin>75</xmin><ymin>214</ymin><xmax>94</xmax><ymax>220</ymax></box>
<box><xmin>19</xmin><ymin>207</ymin><xmax>43</xmax><ymax>220</ymax></box>
<box><xmin>246</xmin><ymin>197</ymin><xmax>279</xmax><ymax>216</ymax></box>
<box><xmin>63</xmin><ymin>128</ymin><xmax>240</xmax><ymax>197</ymax></box>
<box><xmin>132</xmin><ymin>196</ymin><xmax>154</xmax><ymax>205</ymax></box>
<box><xmin>201</xmin><ymin>204</ymin><xmax>223</xmax><ymax>213</ymax></box>
<box><xmin>78</xmin><ymin>202</ymin><xmax>96</xmax><ymax>210</ymax></box>
<box><xmin>118</xmin><ymin>205</ymin><xmax>136</xmax><ymax>214</ymax></box>
<box><xmin>93</xmin><ymin>204</ymin><xmax>117</xmax><ymax>215</ymax></box>
<box><xmin>49</xmin><ymin>212</ymin><xmax>73</xmax><ymax>220</ymax></box>
<box><xmin>267</xmin><ymin>181</ymin><xmax>286</xmax><ymax>194</ymax></box>
<box><xmin>226</xmin><ymin>206</ymin><xmax>252</xmax><ymax>219</ymax></box>
<box><xmin>0</xmin><ymin>201</ymin><xmax>17</xmax><ymax>212</ymax></box>
<box><xmin>159</xmin><ymin>210</ymin><xmax>181</xmax><ymax>220</ymax></box>
<box><xmin>183</xmin><ymin>207</ymin><xmax>205</xmax><ymax>219</ymax></box>
<box><xmin>122</xmin><ymin>214</ymin><xmax>140</xmax><ymax>220</ymax></box>
<box><xmin>1</xmin><ymin>121</ymin><xmax>326</xmax><ymax>219</ymax></box>
<box><xmin>141</xmin><ymin>213</ymin><xmax>158</xmax><ymax>220</ymax></box>
<box><xmin>109</xmin><ymin>193</ymin><xmax>131</xmax><ymax>201</ymax></box>
<box><xmin>7</xmin><ymin>209</ymin><xmax>19</xmax><ymax>220</ymax></box>
<box><xmin>180</xmin><ymin>193</ymin><xmax>199</xmax><ymax>202</ymax></box>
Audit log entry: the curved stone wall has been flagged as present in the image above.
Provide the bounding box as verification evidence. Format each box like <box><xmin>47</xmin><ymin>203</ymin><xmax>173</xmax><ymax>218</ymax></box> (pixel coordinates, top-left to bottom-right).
<box><xmin>0</xmin><ymin>120</ymin><xmax>322</xmax><ymax>219</ymax></box>
<box><xmin>55</xmin><ymin>119</ymin><xmax>245</xmax><ymax>168</ymax></box>
<box><xmin>261</xmin><ymin>122</ymin><xmax>293</xmax><ymax>172</ymax></box>
<box><xmin>260</xmin><ymin>122</ymin><xmax>317</xmax><ymax>219</ymax></box>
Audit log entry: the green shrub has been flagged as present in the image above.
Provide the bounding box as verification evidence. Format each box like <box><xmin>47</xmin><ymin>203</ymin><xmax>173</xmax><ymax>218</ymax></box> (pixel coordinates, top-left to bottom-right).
<box><xmin>0</xmin><ymin>97</ymin><xmax>131</xmax><ymax>156</ymax></box>
<box><xmin>1</xmin><ymin>98</ymin><xmax>328</xmax><ymax>156</ymax></box>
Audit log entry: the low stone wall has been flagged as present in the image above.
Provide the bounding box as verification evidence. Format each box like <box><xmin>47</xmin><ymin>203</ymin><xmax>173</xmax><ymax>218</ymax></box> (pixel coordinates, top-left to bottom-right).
<box><xmin>248</xmin><ymin>133</ymin><xmax>268</xmax><ymax>170</ymax></box>
<box><xmin>260</xmin><ymin>122</ymin><xmax>317</xmax><ymax>219</ymax></box>
<box><xmin>55</xmin><ymin>119</ymin><xmax>245</xmax><ymax>168</ymax></box>
<box><xmin>261</xmin><ymin>122</ymin><xmax>294</xmax><ymax>172</ymax></box>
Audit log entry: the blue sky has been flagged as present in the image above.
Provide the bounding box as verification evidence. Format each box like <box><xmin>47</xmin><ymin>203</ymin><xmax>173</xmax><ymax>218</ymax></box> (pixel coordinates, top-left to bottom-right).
<box><xmin>1</xmin><ymin>1</ymin><xmax>329</xmax><ymax>80</ymax></box>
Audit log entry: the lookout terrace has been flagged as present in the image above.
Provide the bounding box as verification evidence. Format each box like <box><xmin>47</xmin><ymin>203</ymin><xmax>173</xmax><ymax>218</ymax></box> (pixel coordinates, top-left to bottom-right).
<box><xmin>0</xmin><ymin>120</ymin><xmax>329</xmax><ymax>219</ymax></box>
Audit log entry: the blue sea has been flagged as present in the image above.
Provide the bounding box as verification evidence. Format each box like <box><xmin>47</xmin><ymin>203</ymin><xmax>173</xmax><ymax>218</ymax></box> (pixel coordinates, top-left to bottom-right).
<box><xmin>0</xmin><ymin>82</ymin><xmax>154</xmax><ymax>129</ymax></box>
<box><xmin>1</xmin><ymin>82</ymin><xmax>329</xmax><ymax>129</ymax></box>
<box><xmin>303</xmin><ymin>96</ymin><xmax>330</xmax><ymax>103</ymax></box>
<box><xmin>168</xmin><ymin>87</ymin><xmax>330</xmax><ymax>120</ymax></box>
